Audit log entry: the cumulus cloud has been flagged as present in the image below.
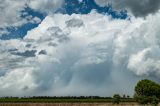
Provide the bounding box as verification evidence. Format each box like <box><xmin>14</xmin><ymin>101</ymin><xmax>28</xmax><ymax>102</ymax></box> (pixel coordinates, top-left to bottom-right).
<box><xmin>0</xmin><ymin>0</ymin><xmax>64</xmax><ymax>35</ymax></box>
<box><xmin>28</xmin><ymin>0</ymin><xmax>64</xmax><ymax>14</ymax></box>
<box><xmin>128</xmin><ymin>48</ymin><xmax>160</xmax><ymax>76</ymax></box>
<box><xmin>0</xmin><ymin>0</ymin><xmax>27</xmax><ymax>28</ymax></box>
<box><xmin>1</xmin><ymin>10</ymin><xmax>160</xmax><ymax>96</ymax></box>
<box><xmin>95</xmin><ymin>0</ymin><xmax>160</xmax><ymax>17</ymax></box>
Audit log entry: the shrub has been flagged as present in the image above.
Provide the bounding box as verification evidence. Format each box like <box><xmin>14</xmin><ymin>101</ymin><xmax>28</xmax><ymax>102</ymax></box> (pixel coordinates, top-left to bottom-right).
<box><xmin>112</xmin><ymin>94</ymin><xmax>121</xmax><ymax>104</ymax></box>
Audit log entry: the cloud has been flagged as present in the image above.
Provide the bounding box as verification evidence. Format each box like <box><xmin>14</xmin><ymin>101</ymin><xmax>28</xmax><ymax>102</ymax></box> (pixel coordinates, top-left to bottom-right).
<box><xmin>95</xmin><ymin>0</ymin><xmax>160</xmax><ymax>17</ymax></box>
<box><xmin>0</xmin><ymin>0</ymin><xmax>27</xmax><ymax>28</ymax></box>
<box><xmin>39</xmin><ymin>50</ymin><xmax>47</xmax><ymax>55</ymax></box>
<box><xmin>28</xmin><ymin>0</ymin><xmax>64</xmax><ymax>14</ymax></box>
<box><xmin>65</xmin><ymin>18</ymin><xmax>84</xmax><ymax>28</ymax></box>
<box><xmin>0</xmin><ymin>0</ymin><xmax>64</xmax><ymax>35</ymax></box>
<box><xmin>1</xmin><ymin>10</ymin><xmax>160</xmax><ymax>96</ymax></box>
<box><xmin>11</xmin><ymin>50</ymin><xmax>37</xmax><ymax>57</ymax></box>
<box><xmin>0</xmin><ymin>67</ymin><xmax>37</xmax><ymax>96</ymax></box>
<box><xmin>128</xmin><ymin>48</ymin><xmax>160</xmax><ymax>76</ymax></box>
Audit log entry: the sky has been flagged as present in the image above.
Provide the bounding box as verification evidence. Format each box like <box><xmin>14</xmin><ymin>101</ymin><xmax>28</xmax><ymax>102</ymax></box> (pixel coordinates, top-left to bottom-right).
<box><xmin>0</xmin><ymin>0</ymin><xmax>160</xmax><ymax>97</ymax></box>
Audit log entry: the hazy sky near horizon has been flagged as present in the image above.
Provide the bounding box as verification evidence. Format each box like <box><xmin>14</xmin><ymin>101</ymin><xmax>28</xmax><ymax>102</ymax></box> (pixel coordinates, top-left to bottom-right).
<box><xmin>0</xmin><ymin>0</ymin><xmax>160</xmax><ymax>97</ymax></box>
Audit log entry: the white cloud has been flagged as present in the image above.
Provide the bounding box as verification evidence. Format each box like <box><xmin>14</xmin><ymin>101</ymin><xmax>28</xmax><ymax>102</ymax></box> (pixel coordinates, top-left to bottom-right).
<box><xmin>128</xmin><ymin>47</ymin><xmax>160</xmax><ymax>76</ymax></box>
<box><xmin>0</xmin><ymin>67</ymin><xmax>37</xmax><ymax>96</ymax></box>
<box><xmin>1</xmin><ymin>10</ymin><xmax>160</xmax><ymax>96</ymax></box>
<box><xmin>28</xmin><ymin>0</ymin><xmax>64</xmax><ymax>14</ymax></box>
<box><xmin>0</xmin><ymin>0</ymin><xmax>27</xmax><ymax>27</ymax></box>
<box><xmin>0</xmin><ymin>0</ymin><xmax>64</xmax><ymax>35</ymax></box>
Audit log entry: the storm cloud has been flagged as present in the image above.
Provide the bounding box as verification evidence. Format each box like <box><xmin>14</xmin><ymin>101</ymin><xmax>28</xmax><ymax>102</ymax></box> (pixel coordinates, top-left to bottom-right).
<box><xmin>0</xmin><ymin>9</ymin><xmax>160</xmax><ymax>97</ymax></box>
<box><xmin>95</xmin><ymin>0</ymin><xmax>160</xmax><ymax>17</ymax></box>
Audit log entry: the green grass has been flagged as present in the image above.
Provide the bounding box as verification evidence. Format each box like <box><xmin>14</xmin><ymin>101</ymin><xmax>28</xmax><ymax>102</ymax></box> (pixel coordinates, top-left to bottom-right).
<box><xmin>0</xmin><ymin>98</ymin><xmax>135</xmax><ymax>103</ymax></box>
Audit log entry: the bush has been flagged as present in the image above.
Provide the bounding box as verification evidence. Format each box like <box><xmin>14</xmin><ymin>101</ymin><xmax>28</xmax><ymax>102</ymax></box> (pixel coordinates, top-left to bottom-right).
<box><xmin>112</xmin><ymin>94</ymin><xmax>121</xmax><ymax>104</ymax></box>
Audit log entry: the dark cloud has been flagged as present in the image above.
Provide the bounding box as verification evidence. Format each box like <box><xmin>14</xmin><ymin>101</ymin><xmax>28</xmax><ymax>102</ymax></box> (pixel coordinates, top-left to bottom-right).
<box><xmin>25</xmin><ymin>44</ymin><xmax>32</xmax><ymax>48</ymax></box>
<box><xmin>95</xmin><ymin>0</ymin><xmax>160</xmax><ymax>17</ymax></box>
<box><xmin>37</xmin><ymin>27</ymin><xmax>70</xmax><ymax>43</ymax></box>
<box><xmin>12</xmin><ymin>50</ymin><xmax>37</xmax><ymax>57</ymax></box>
<box><xmin>65</xmin><ymin>18</ymin><xmax>84</xmax><ymax>27</ymax></box>
<box><xmin>48</xmin><ymin>27</ymin><xmax>70</xmax><ymax>43</ymax></box>
<box><xmin>22</xmin><ymin>86</ymin><xmax>29</xmax><ymax>91</ymax></box>
<box><xmin>39</xmin><ymin>50</ymin><xmax>47</xmax><ymax>55</ymax></box>
<box><xmin>8</xmin><ymin>48</ymin><xmax>18</xmax><ymax>52</ymax></box>
<box><xmin>0</xmin><ymin>70</ymin><xmax>6</xmax><ymax>77</ymax></box>
<box><xmin>48</xmin><ymin>42</ymin><xmax>58</xmax><ymax>47</ymax></box>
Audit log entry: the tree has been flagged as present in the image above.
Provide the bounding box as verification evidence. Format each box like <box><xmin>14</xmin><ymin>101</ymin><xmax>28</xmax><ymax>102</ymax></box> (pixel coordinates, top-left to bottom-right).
<box><xmin>127</xmin><ymin>95</ymin><xmax>130</xmax><ymax>98</ymax></box>
<box><xmin>134</xmin><ymin>79</ymin><xmax>160</xmax><ymax>105</ymax></box>
<box><xmin>122</xmin><ymin>94</ymin><xmax>126</xmax><ymax>98</ymax></box>
<box><xmin>151</xmin><ymin>96</ymin><xmax>159</xmax><ymax>106</ymax></box>
<box><xmin>112</xmin><ymin>94</ymin><xmax>121</xmax><ymax>104</ymax></box>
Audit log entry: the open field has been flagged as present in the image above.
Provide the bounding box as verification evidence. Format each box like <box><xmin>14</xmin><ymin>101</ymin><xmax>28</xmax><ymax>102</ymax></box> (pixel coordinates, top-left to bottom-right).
<box><xmin>0</xmin><ymin>98</ymin><xmax>156</xmax><ymax>106</ymax></box>
<box><xmin>0</xmin><ymin>103</ymin><xmax>147</xmax><ymax>106</ymax></box>
<box><xmin>0</xmin><ymin>98</ymin><xmax>135</xmax><ymax>103</ymax></box>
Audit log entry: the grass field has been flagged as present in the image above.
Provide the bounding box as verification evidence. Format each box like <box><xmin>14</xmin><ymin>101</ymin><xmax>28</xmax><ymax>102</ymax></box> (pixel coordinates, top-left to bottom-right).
<box><xmin>0</xmin><ymin>98</ymin><xmax>111</xmax><ymax>103</ymax></box>
<box><xmin>0</xmin><ymin>98</ymin><xmax>154</xmax><ymax>106</ymax></box>
<box><xmin>0</xmin><ymin>97</ymin><xmax>135</xmax><ymax>103</ymax></box>
<box><xmin>0</xmin><ymin>97</ymin><xmax>139</xmax><ymax>106</ymax></box>
<box><xmin>0</xmin><ymin>103</ymin><xmax>142</xmax><ymax>106</ymax></box>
